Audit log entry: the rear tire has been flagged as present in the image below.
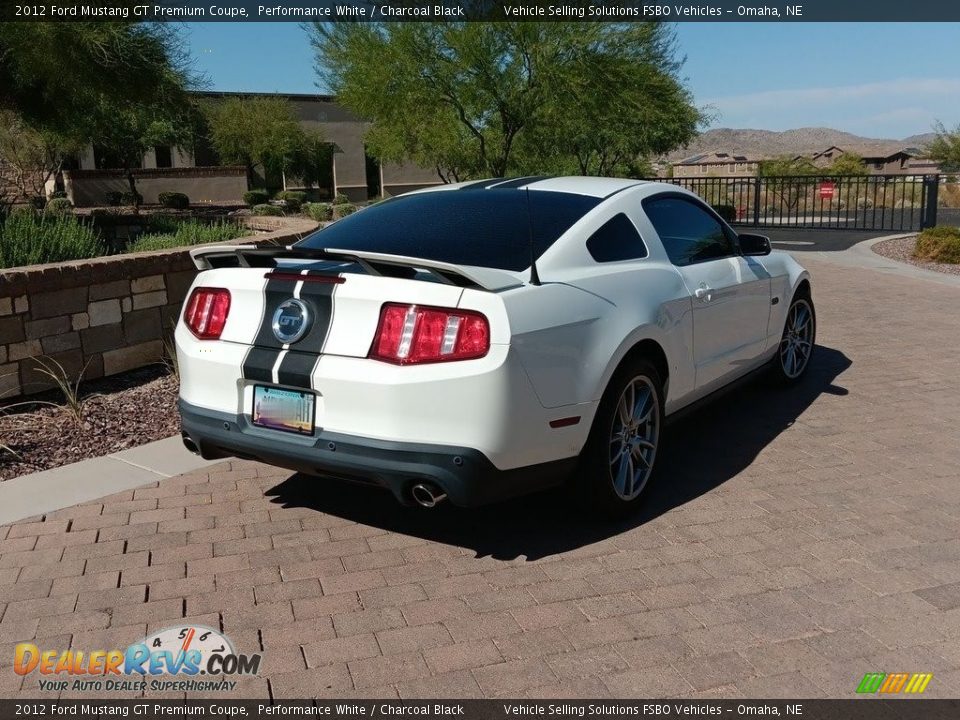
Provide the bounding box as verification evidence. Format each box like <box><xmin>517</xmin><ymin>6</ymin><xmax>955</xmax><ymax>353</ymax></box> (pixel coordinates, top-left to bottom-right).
<box><xmin>773</xmin><ymin>288</ymin><xmax>816</xmax><ymax>384</ymax></box>
<box><xmin>576</xmin><ymin>357</ymin><xmax>664</xmax><ymax>516</ymax></box>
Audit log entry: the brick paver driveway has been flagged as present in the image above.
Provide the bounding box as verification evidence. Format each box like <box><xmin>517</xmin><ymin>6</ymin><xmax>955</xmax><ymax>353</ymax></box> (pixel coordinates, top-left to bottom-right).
<box><xmin>3</xmin><ymin>254</ymin><xmax>960</xmax><ymax>700</ymax></box>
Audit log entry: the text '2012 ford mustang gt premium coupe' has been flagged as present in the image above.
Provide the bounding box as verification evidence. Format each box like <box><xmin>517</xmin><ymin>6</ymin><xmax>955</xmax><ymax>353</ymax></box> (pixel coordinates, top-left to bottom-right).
<box><xmin>176</xmin><ymin>177</ymin><xmax>815</xmax><ymax>513</ymax></box>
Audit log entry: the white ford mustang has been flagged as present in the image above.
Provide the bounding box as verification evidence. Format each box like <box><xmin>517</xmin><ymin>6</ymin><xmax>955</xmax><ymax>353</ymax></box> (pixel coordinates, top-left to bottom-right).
<box><xmin>176</xmin><ymin>177</ymin><xmax>814</xmax><ymax>513</ymax></box>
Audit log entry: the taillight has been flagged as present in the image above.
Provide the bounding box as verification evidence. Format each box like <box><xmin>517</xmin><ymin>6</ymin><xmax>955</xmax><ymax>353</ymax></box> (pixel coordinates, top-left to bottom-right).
<box><xmin>370</xmin><ymin>303</ymin><xmax>490</xmax><ymax>364</ymax></box>
<box><xmin>183</xmin><ymin>287</ymin><xmax>231</xmax><ymax>340</ymax></box>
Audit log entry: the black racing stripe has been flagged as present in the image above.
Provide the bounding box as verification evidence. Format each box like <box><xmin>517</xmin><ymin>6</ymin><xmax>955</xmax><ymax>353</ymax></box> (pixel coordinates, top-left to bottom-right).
<box><xmin>241</xmin><ymin>275</ymin><xmax>298</xmax><ymax>381</ymax></box>
<box><xmin>242</xmin><ymin>347</ymin><xmax>278</xmax><ymax>383</ymax></box>
<box><xmin>490</xmin><ymin>176</ymin><xmax>551</xmax><ymax>189</ymax></box>
<box><xmin>275</xmin><ymin>351</ymin><xmax>318</xmax><ymax>390</ymax></box>
<box><xmin>275</xmin><ymin>277</ymin><xmax>336</xmax><ymax>389</ymax></box>
<box><xmin>458</xmin><ymin>178</ymin><xmax>505</xmax><ymax>191</ymax></box>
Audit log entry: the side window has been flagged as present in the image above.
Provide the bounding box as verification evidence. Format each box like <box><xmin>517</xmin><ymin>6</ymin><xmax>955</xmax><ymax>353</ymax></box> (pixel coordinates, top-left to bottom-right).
<box><xmin>643</xmin><ymin>197</ymin><xmax>735</xmax><ymax>267</ymax></box>
<box><xmin>586</xmin><ymin>213</ymin><xmax>648</xmax><ymax>263</ymax></box>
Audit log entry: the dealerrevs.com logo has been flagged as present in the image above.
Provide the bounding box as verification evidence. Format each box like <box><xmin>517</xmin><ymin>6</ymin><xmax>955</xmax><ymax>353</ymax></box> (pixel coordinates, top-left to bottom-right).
<box><xmin>14</xmin><ymin>625</ymin><xmax>261</xmax><ymax>693</ymax></box>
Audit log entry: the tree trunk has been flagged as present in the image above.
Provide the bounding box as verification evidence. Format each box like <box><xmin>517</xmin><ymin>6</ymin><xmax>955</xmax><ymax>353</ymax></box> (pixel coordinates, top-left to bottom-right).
<box><xmin>125</xmin><ymin>166</ymin><xmax>140</xmax><ymax>213</ymax></box>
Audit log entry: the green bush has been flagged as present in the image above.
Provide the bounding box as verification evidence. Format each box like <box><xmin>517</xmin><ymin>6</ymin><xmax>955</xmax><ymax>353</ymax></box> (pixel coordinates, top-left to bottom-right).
<box><xmin>333</xmin><ymin>203</ymin><xmax>357</xmax><ymax>219</ymax></box>
<box><xmin>104</xmin><ymin>191</ymin><xmax>123</xmax><ymax>206</ymax></box>
<box><xmin>243</xmin><ymin>189</ymin><xmax>270</xmax><ymax>207</ymax></box>
<box><xmin>0</xmin><ymin>211</ymin><xmax>103</xmax><ymax>268</ymax></box>
<box><xmin>128</xmin><ymin>219</ymin><xmax>247</xmax><ymax>253</ymax></box>
<box><xmin>304</xmin><ymin>202</ymin><xmax>333</xmax><ymax>222</ymax></box>
<box><xmin>251</xmin><ymin>203</ymin><xmax>283</xmax><ymax>216</ymax></box>
<box><xmin>275</xmin><ymin>190</ymin><xmax>306</xmax><ymax>212</ymax></box>
<box><xmin>333</xmin><ymin>192</ymin><xmax>350</xmax><ymax>205</ymax></box>
<box><xmin>44</xmin><ymin>197</ymin><xmax>73</xmax><ymax>214</ymax></box>
<box><xmin>120</xmin><ymin>190</ymin><xmax>143</xmax><ymax>206</ymax></box>
<box><xmin>29</xmin><ymin>196</ymin><xmax>46</xmax><ymax>210</ymax></box>
<box><xmin>49</xmin><ymin>190</ymin><xmax>67</xmax><ymax>200</ymax></box>
<box><xmin>712</xmin><ymin>204</ymin><xmax>737</xmax><ymax>222</ymax></box>
<box><xmin>158</xmin><ymin>191</ymin><xmax>190</xmax><ymax>210</ymax></box>
<box><xmin>914</xmin><ymin>226</ymin><xmax>960</xmax><ymax>264</ymax></box>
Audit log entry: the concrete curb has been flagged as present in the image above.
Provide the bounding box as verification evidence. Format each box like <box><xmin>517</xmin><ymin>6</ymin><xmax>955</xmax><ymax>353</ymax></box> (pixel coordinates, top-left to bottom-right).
<box><xmin>0</xmin><ymin>435</ymin><xmax>222</xmax><ymax>526</ymax></box>
<box><xmin>806</xmin><ymin>233</ymin><xmax>960</xmax><ymax>288</ymax></box>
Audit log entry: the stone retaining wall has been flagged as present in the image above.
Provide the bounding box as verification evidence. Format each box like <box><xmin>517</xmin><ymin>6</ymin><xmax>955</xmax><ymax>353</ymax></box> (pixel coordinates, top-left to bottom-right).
<box><xmin>0</xmin><ymin>216</ymin><xmax>319</xmax><ymax>399</ymax></box>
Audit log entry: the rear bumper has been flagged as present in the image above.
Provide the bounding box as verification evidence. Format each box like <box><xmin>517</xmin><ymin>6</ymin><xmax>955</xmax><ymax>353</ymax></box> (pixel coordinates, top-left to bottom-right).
<box><xmin>179</xmin><ymin>400</ymin><xmax>575</xmax><ymax>507</ymax></box>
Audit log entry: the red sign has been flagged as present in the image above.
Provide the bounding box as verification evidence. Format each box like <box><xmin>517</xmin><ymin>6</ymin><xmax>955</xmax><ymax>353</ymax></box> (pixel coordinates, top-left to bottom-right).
<box><xmin>819</xmin><ymin>181</ymin><xmax>836</xmax><ymax>199</ymax></box>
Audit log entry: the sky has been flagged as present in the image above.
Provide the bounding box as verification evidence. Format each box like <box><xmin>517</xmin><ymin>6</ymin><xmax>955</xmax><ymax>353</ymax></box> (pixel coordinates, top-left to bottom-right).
<box><xmin>183</xmin><ymin>22</ymin><xmax>960</xmax><ymax>139</ymax></box>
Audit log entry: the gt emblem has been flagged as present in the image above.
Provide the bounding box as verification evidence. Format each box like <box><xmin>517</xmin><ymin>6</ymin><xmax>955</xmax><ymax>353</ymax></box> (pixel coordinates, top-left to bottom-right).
<box><xmin>271</xmin><ymin>299</ymin><xmax>311</xmax><ymax>344</ymax></box>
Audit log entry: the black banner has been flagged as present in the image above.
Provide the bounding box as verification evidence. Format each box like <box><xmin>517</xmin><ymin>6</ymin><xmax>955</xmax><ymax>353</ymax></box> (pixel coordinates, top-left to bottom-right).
<box><xmin>4</xmin><ymin>0</ymin><xmax>960</xmax><ymax>22</ymax></box>
<box><xmin>2</xmin><ymin>700</ymin><xmax>960</xmax><ymax>719</ymax></box>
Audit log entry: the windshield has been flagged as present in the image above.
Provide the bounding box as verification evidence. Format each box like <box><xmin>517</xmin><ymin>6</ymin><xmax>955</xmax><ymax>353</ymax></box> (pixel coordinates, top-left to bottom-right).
<box><xmin>295</xmin><ymin>189</ymin><xmax>602</xmax><ymax>271</ymax></box>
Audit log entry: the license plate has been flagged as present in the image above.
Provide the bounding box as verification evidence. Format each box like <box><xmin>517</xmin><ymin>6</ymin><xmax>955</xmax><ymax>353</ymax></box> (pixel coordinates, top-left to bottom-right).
<box><xmin>251</xmin><ymin>385</ymin><xmax>316</xmax><ymax>435</ymax></box>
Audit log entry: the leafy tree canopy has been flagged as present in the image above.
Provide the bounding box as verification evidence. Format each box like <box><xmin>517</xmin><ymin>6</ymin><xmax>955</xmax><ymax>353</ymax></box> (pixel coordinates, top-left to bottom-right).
<box><xmin>0</xmin><ymin>22</ymin><xmax>194</xmax><ymax>141</ymax></box>
<box><xmin>926</xmin><ymin>122</ymin><xmax>960</xmax><ymax>173</ymax></box>
<box><xmin>758</xmin><ymin>156</ymin><xmax>818</xmax><ymax>177</ymax></box>
<box><xmin>825</xmin><ymin>152</ymin><xmax>868</xmax><ymax>177</ymax></box>
<box><xmin>308</xmin><ymin>22</ymin><xmax>705</xmax><ymax>180</ymax></box>
<box><xmin>203</xmin><ymin>96</ymin><xmax>323</xmax><ymax>185</ymax></box>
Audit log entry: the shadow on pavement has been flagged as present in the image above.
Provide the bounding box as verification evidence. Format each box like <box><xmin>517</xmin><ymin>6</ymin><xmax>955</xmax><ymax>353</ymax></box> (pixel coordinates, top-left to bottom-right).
<box><xmin>265</xmin><ymin>346</ymin><xmax>852</xmax><ymax>561</ymax></box>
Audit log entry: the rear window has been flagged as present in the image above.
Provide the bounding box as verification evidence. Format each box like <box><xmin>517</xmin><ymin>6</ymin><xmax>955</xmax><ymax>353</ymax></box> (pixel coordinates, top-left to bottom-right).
<box><xmin>296</xmin><ymin>189</ymin><xmax>602</xmax><ymax>271</ymax></box>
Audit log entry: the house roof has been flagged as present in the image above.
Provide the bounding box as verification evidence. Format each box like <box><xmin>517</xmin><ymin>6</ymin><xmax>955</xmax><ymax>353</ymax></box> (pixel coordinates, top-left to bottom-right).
<box><xmin>675</xmin><ymin>151</ymin><xmax>763</xmax><ymax>165</ymax></box>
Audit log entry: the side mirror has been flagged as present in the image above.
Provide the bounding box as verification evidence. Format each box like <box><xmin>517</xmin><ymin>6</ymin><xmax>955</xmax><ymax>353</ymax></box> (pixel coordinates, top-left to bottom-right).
<box><xmin>738</xmin><ymin>233</ymin><xmax>771</xmax><ymax>256</ymax></box>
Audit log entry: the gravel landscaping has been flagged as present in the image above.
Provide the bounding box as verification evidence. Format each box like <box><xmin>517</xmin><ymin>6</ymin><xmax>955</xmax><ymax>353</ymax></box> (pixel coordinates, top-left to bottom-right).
<box><xmin>0</xmin><ymin>365</ymin><xmax>179</xmax><ymax>481</ymax></box>
<box><xmin>872</xmin><ymin>234</ymin><xmax>960</xmax><ymax>276</ymax></box>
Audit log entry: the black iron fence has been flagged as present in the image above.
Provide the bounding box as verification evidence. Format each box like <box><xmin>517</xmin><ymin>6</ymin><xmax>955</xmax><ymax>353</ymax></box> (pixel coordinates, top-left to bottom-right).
<box><xmin>650</xmin><ymin>174</ymin><xmax>940</xmax><ymax>232</ymax></box>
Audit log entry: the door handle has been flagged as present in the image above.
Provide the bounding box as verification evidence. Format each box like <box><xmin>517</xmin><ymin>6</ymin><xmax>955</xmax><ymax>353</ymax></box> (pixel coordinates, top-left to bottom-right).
<box><xmin>694</xmin><ymin>286</ymin><xmax>713</xmax><ymax>302</ymax></box>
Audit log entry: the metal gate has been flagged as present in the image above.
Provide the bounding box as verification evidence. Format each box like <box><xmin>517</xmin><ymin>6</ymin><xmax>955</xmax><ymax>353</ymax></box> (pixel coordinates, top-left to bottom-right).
<box><xmin>651</xmin><ymin>174</ymin><xmax>940</xmax><ymax>232</ymax></box>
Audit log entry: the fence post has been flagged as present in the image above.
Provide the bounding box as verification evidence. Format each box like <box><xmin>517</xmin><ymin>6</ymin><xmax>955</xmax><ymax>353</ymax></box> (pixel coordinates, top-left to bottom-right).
<box><xmin>921</xmin><ymin>175</ymin><xmax>939</xmax><ymax>229</ymax></box>
<box><xmin>752</xmin><ymin>178</ymin><xmax>761</xmax><ymax>227</ymax></box>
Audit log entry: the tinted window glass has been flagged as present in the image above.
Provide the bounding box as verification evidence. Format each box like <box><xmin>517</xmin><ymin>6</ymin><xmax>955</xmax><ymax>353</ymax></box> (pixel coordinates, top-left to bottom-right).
<box><xmin>586</xmin><ymin>214</ymin><xmax>648</xmax><ymax>262</ymax></box>
<box><xmin>296</xmin><ymin>190</ymin><xmax>601</xmax><ymax>271</ymax></box>
<box><xmin>643</xmin><ymin>197</ymin><xmax>734</xmax><ymax>266</ymax></box>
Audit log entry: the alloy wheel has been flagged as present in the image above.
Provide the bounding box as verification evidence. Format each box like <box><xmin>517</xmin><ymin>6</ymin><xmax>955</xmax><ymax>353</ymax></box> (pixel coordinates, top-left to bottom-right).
<box><xmin>780</xmin><ymin>298</ymin><xmax>814</xmax><ymax>379</ymax></box>
<box><xmin>608</xmin><ymin>375</ymin><xmax>660</xmax><ymax>501</ymax></box>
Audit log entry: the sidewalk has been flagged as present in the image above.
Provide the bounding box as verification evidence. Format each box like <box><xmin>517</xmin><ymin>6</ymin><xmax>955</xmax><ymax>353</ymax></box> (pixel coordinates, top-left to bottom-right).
<box><xmin>0</xmin><ymin>435</ymin><xmax>219</xmax><ymax>526</ymax></box>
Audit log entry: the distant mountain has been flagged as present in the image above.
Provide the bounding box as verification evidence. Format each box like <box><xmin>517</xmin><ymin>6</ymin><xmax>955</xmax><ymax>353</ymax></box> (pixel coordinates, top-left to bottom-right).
<box><xmin>666</xmin><ymin>127</ymin><xmax>938</xmax><ymax>161</ymax></box>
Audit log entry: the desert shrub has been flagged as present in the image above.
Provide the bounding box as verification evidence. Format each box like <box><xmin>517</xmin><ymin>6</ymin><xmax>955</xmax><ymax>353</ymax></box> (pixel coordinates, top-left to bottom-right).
<box><xmin>128</xmin><ymin>218</ymin><xmax>247</xmax><ymax>253</ymax></box>
<box><xmin>251</xmin><ymin>203</ymin><xmax>283</xmax><ymax>216</ymax></box>
<box><xmin>304</xmin><ymin>202</ymin><xmax>333</xmax><ymax>222</ymax></box>
<box><xmin>120</xmin><ymin>190</ymin><xmax>143</xmax><ymax>206</ymax></box>
<box><xmin>333</xmin><ymin>192</ymin><xmax>350</xmax><ymax>205</ymax></box>
<box><xmin>275</xmin><ymin>190</ymin><xmax>306</xmax><ymax>212</ymax></box>
<box><xmin>158</xmin><ymin>191</ymin><xmax>190</xmax><ymax>210</ymax></box>
<box><xmin>914</xmin><ymin>225</ymin><xmax>960</xmax><ymax>264</ymax></box>
<box><xmin>332</xmin><ymin>203</ymin><xmax>357</xmax><ymax>219</ymax></box>
<box><xmin>0</xmin><ymin>211</ymin><xmax>103</xmax><ymax>268</ymax></box>
<box><xmin>712</xmin><ymin>204</ymin><xmax>737</xmax><ymax>222</ymax></box>
<box><xmin>44</xmin><ymin>197</ymin><xmax>73</xmax><ymax>214</ymax></box>
<box><xmin>104</xmin><ymin>191</ymin><xmax>123</xmax><ymax>206</ymax></box>
<box><xmin>243</xmin><ymin>189</ymin><xmax>270</xmax><ymax>207</ymax></box>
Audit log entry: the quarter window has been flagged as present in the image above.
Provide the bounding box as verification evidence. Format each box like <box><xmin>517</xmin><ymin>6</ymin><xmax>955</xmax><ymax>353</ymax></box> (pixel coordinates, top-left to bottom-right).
<box><xmin>644</xmin><ymin>196</ymin><xmax>735</xmax><ymax>267</ymax></box>
<box><xmin>586</xmin><ymin>214</ymin><xmax>648</xmax><ymax>263</ymax></box>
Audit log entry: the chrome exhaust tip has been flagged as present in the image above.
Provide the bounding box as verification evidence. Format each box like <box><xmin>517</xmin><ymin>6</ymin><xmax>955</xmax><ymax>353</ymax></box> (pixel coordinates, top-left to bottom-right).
<box><xmin>410</xmin><ymin>482</ymin><xmax>447</xmax><ymax>508</ymax></box>
<box><xmin>181</xmin><ymin>433</ymin><xmax>200</xmax><ymax>455</ymax></box>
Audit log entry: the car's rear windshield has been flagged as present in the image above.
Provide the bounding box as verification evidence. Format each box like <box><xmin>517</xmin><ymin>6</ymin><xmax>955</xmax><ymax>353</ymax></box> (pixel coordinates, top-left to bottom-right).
<box><xmin>295</xmin><ymin>189</ymin><xmax>602</xmax><ymax>271</ymax></box>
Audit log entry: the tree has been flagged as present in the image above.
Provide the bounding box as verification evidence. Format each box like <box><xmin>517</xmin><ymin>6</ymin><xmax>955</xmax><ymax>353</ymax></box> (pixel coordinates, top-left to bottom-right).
<box><xmin>758</xmin><ymin>156</ymin><xmax>817</xmax><ymax>177</ymax></box>
<box><xmin>758</xmin><ymin>155</ymin><xmax>818</xmax><ymax>214</ymax></box>
<box><xmin>0</xmin><ymin>23</ymin><xmax>196</xmax><ymax>141</ymax></box>
<box><xmin>826</xmin><ymin>152</ymin><xmax>867</xmax><ymax>176</ymax></box>
<box><xmin>0</xmin><ymin>112</ymin><xmax>83</xmax><ymax>207</ymax></box>
<box><xmin>926</xmin><ymin>122</ymin><xmax>960</xmax><ymax>173</ymax></box>
<box><xmin>204</xmin><ymin>97</ymin><xmax>317</xmax><ymax>188</ymax></box>
<box><xmin>308</xmin><ymin>22</ymin><xmax>704</xmax><ymax>180</ymax></box>
<box><xmin>88</xmin><ymin>102</ymin><xmax>196</xmax><ymax>209</ymax></box>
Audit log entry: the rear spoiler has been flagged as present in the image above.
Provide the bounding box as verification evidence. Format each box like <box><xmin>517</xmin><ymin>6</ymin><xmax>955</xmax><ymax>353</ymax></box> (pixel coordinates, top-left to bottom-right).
<box><xmin>189</xmin><ymin>245</ymin><xmax>523</xmax><ymax>292</ymax></box>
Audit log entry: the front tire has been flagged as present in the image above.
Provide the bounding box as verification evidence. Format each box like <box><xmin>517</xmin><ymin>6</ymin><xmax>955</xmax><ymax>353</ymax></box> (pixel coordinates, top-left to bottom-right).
<box><xmin>577</xmin><ymin>357</ymin><xmax>664</xmax><ymax>515</ymax></box>
<box><xmin>774</xmin><ymin>289</ymin><xmax>816</xmax><ymax>383</ymax></box>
